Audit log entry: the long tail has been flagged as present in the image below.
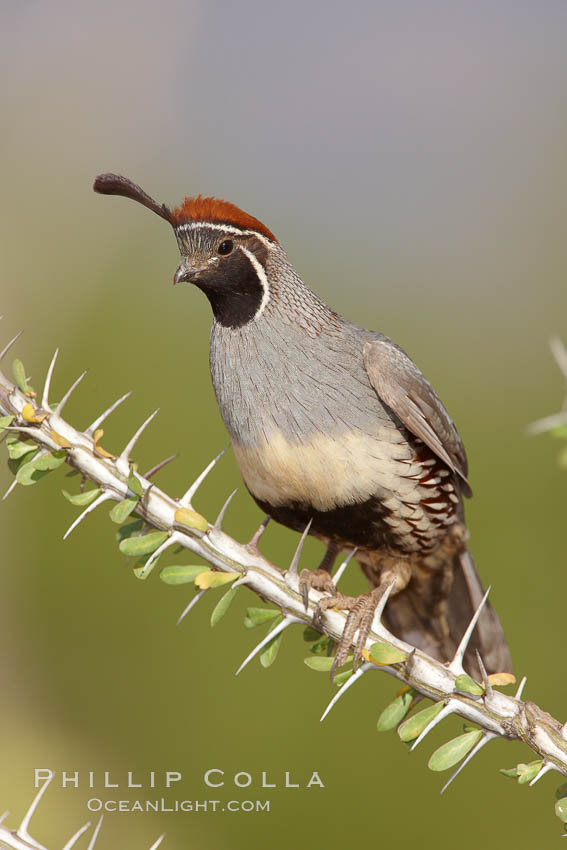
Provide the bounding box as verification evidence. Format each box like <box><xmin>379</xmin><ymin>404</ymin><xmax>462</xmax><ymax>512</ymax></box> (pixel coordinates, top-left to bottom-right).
<box><xmin>379</xmin><ymin>549</ymin><xmax>512</xmax><ymax>679</ymax></box>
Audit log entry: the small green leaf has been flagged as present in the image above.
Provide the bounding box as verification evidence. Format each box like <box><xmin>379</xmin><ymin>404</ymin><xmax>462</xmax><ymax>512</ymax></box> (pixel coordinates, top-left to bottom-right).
<box><xmin>428</xmin><ymin>729</ymin><xmax>483</xmax><ymax>772</ymax></box>
<box><xmin>16</xmin><ymin>463</ymin><xmax>49</xmax><ymax>486</ymax></box>
<box><xmin>0</xmin><ymin>415</ymin><xmax>14</xmax><ymax>431</ymax></box>
<box><xmin>304</xmin><ymin>656</ymin><xmax>335</xmax><ymax>672</ymax></box>
<box><xmin>211</xmin><ymin>587</ymin><xmax>237</xmax><ymax>627</ymax></box>
<box><xmin>7</xmin><ymin>440</ymin><xmax>37</xmax><ymax>460</ymax></box>
<box><xmin>517</xmin><ymin>760</ymin><xmax>544</xmax><ymax>785</ymax></box>
<box><xmin>309</xmin><ymin>634</ymin><xmax>334</xmax><ymax>656</ymax></box>
<box><xmin>128</xmin><ymin>464</ymin><xmax>144</xmax><ymax>497</ymax></box>
<box><xmin>260</xmin><ymin>620</ymin><xmax>284</xmax><ymax>668</ymax></box>
<box><xmin>303</xmin><ymin>626</ymin><xmax>320</xmax><ymax>642</ymax></box>
<box><xmin>195</xmin><ymin>570</ymin><xmax>240</xmax><ymax>589</ymax></box>
<box><xmin>369</xmin><ymin>641</ymin><xmax>408</xmax><ymax>665</ymax></box>
<box><xmin>556</xmin><ymin>798</ymin><xmax>567</xmax><ymax>824</ymax></box>
<box><xmin>160</xmin><ymin>565</ymin><xmax>208</xmax><ymax>585</ymax></box>
<box><xmin>116</xmin><ymin>519</ymin><xmax>144</xmax><ymax>542</ymax></box>
<box><xmin>334</xmin><ymin>669</ymin><xmax>353</xmax><ymax>687</ymax></box>
<box><xmin>119</xmin><ymin>531</ymin><xmax>168</xmax><ymax>557</ymax></box>
<box><xmin>12</xmin><ymin>359</ymin><xmax>31</xmax><ymax>392</ymax></box>
<box><xmin>551</xmin><ymin>425</ymin><xmax>567</xmax><ymax>439</ymax></box>
<box><xmin>243</xmin><ymin>607</ymin><xmax>281</xmax><ymax>628</ymax></box>
<box><xmin>63</xmin><ymin>488</ymin><xmax>102</xmax><ymax>506</ymax></box>
<box><xmin>109</xmin><ymin>498</ymin><xmax>138</xmax><ymax>523</ymax></box>
<box><xmin>398</xmin><ymin>701</ymin><xmax>445</xmax><ymax>743</ymax></box>
<box><xmin>454</xmin><ymin>673</ymin><xmax>484</xmax><ymax>696</ymax></box>
<box><xmin>30</xmin><ymin>452</ymin><xmax>66</xmax><ymax>471</ymax></box>
<box><xmin>16</xmin><ymin>452</ymin><xmax>66</xmax><ymax>485</ymax></box>
<box><xmin>377</xmin><ymin>690</ymin><xmax>414</xmax><ymax>732</ymax></box>
<box><xmin>160</xmin><ymin>564</ymin><xmax>209</xmax><ymax>585</ymax></box>
<box><xmin>500</xmin><ymin>760</ymin><xmax>543</xmax><ymax>785</ymax></box>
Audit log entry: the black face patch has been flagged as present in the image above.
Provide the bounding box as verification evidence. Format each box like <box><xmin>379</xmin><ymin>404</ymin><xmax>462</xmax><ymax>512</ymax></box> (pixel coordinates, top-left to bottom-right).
<box><xmin>179</xmin><ymin>231</ymin><xmax>269</xmax><ymax>329</ymax></box>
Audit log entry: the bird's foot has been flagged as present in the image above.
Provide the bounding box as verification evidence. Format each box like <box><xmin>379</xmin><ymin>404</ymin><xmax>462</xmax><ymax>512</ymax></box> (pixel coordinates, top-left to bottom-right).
<box><xmin>298</xmin><ymin>567</ymin><xmax>337</xmax><ymax>612</ymax></box>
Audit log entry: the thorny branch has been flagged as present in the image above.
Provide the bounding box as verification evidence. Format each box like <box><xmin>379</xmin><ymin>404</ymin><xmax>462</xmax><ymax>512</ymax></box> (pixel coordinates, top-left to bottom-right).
<box><xmin>0</xmin><ymin>775</ymin><xmax>164</xmax><ymax>850</ymax></box>
<box><xmin>1</xmin><ymin>331</ymin><xmax>567</xmax><ymax>807</ymax></box>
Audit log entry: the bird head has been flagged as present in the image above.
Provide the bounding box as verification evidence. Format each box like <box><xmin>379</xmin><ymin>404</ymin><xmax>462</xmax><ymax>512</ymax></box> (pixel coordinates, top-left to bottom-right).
<box><xmin>93</xmin><ymin>173</ymin><xmax>279</xmax><ymax>328</ymax></box>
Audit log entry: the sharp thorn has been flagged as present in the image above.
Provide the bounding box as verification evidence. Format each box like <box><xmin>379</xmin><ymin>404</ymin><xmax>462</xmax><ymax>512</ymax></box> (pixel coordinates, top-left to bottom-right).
<box><xmin>0</xmin><ymin>810</ymin><xmax>9</xmax><ymax>825</ymax></box>
<box><xmin>286</xmin><ymin>519</ymin><xmax>313</xmax><ymax>586</ymax></box>
<box><xmin>449</xmin><ymin>586</ymin><xmax>491</xmax><ymax>675</ymax></box>
<box><xmin>332</xmin><ymin>546</ymin><xmax>358</xmax><ymax>587</ymax></box>
<box><xmin>137</xmin><ymin>536</ymin><xmax>174</xmax><ymax>580</ymax></box>
<box><xmin>230</xmin><ymin>575</ymin><xmax>248</xmax><ymax>590</ymax></box>
<box><xmin>86</xmin><ymin>816</ymin><xmax>104</xmax><ymax>850</ymax></box>
<box><xmin>529</xmin><ymin>761</ymin><xmax>555</xmax><ymax>787</ymax></box>
<box><xmin>0</xmin><ymin>329</ymin><xmax>23</xmax><ymax>363</ymax></box>
<box><xmin>41</xmin><ymin>348</ymin><xmax>59</xmax><ymax>409</ymax></box>
<box><xmin>180</xmin><ymin>446</ymin><xmax>228</xmax><ymax>507</ymax></box>
<box><xmin>235</xmin><ymin>615</ymin><xmax>298</xmax><ymax>676</ymax></box>
<box><xmin>86</xmin><ymin>391</ymin><xmax>132</xmax><ymax>435</ymax></box>
<box><xmin>410</xmin><ymin>702</ymin><xmax>456</xmax><ymax>751</ymax></box>
<box><xmin>17</xmin><ymin>773</ymin><xmax>53</xmax><ymax>842</ymax></box>
<box><xmin>144</xmin><ymin>453</ymin><xmax>178</xmax><ymax>480</ymax></box>
<box><xmin>2</xmin><ymin>477</ymin><xmax>19</xmax><ymax>502</ymax></box>
<box><xmin>214</xmin><ymin>488</ymin><xmax>238</xmax><ymax>529</ymax></box>
<box><xmin>54</xmin><ymin>370</ymin><xmax>88</xmax><ymax>416</ymax></box>
<box><xmin>440</xmin><ymin>732</ymin><xmax>496</xmax><ymax>794</ymax></box>
<box><xmin>550</xmin><ymin>336</ymin><xmax>567</xmax><ymax>381</ymax></box>
<box><xmin>177</xmin><ymin>589</ymin><xmax>208</xmax><ymax>625</ymax></box>
<box><xmin>248</xmin><ymin>515</ymin><xmax>271</xmax><ymax>549</ymax></box>
<box><xmin>63</xmin><ymin>492</ymin><xmax>113</xmax><ymax>540</ymax></box>
<box><xmin>475</xmin><ymin>650</ymin><xmax>493</xmax><ymax>698</ymax></box>
<box><xmin>117</xmin><ymin>409</ymin><xmax>160</xmax><ymax>471</ymax></box>
<box><xmin>514</xmin><ymin>676</ymin><xmax>527</xmax><ymax>700</ymax></box>
<box><xmin>320</xmin><ymin>662</ymin><xmax>373</xmax><ymax>722</ymax></box>
<box><xmin>62</xmin><ymin>821</ymin><xmax>92</xmax><ymax>850</ymax></box>
<box><xmin>148</xmin><ymin>835</ymin><xmax>166</xmax><ymax>850</ymax></box>
<box><xmin>374</xmin><ymin>579</ymin><xmax>396</xmax><ymax>624</ymax></box>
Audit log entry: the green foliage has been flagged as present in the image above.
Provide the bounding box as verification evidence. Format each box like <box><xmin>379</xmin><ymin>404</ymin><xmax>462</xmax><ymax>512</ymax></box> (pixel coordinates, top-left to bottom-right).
<box><xmin>109</xmin><ymin>497</ymin><xmax>138</xmax><ymax>523</ymax></box>
<box><xmin>63</xmin><ymin>488</ymin><xmax>102</xmax><ymax>506</ymax></box>
<box><xmin>119</xmin><ymin>530</ymin><xmax>168</xmax><ymax>556</ymax></box>
<box><xmin>369</xmin><ymin>641</ymin><xmax>408</xmax><ymax>665</ymax></box>
<box><xmin>377</xmin><ymin>689</ymin><xmax>414</xmax><ymax>732</ymax></box>
<box><xmin>210</xmin><ymin>587</ymin><xmax>237</xmax><ymax>627</ymax></box>
<box><xmin>398</xmin><ymin>701</ymin><xmax>445</xmax><ymax>743</ymax></box>
<box><xmin>428</xmin><ymin>729</ymin><xmax>483</xmax><ymax>772</ymax></box>
<box><xmin>500</xmin><ymin>760</ymin><xmax>543</xmax><ymax>784</ymax></box>
<box><xmin>243</xmin><ymin>607</ymin><xmax>280</xmax><ymax>628</ymax></box>
<box><xmin>160</xmin><ymin>565</ymin><xmax>208</xmax><ymax>585</ymax></box>
<box><xmin>454</xmin><ymin>673</ymin><xmax>484</xmax><ymax>695</ymax></box>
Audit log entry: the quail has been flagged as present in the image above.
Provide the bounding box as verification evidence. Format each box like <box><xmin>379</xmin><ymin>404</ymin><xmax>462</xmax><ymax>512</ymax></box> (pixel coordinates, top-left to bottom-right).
<box><xmin>94</xmin><ymin>173</ymin><xmax>512</xmax><ymax>678</ymax></box>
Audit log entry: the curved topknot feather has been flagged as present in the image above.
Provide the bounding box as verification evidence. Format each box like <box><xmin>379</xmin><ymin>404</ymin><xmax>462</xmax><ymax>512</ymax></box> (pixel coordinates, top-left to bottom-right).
<box><xmin>93</xmin><ymin>173</ymin><xmax>277</xmax><ymax>242</ymax></box>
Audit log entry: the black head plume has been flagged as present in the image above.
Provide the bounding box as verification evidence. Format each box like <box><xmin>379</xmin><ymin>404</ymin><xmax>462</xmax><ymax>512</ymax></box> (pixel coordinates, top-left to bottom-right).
<box><xmin>93</xmin><ymin>173</ymin><xmax>174</xmax><ymax>225</ymax></box>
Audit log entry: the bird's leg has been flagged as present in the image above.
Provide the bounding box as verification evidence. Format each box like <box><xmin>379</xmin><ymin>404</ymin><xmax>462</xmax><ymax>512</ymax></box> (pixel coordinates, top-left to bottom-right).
<box><xmin>316</xmin><ymin>561</ymin><xmax>412</xmax><ymax>677</ymax></box>
<box><xmin>298</xmin><ymin>542</ymin><xmax>340</xmax><ymax>611</ymax></box>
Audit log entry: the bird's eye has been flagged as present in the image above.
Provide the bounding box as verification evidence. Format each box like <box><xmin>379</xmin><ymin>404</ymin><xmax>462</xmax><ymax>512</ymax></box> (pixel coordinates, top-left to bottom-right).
<box><xmin>218</xmin><ymin>240</ymin><xmax>234</xmax><ymax>256</ymax></box>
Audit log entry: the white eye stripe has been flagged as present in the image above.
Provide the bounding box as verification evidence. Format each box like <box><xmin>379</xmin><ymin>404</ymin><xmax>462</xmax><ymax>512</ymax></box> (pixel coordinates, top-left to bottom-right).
<box><xmin>239</xmin><ymin>246</ymin><xmax>270</xmax><ymax>321</ymax></box>
<box><xmin>176</xmin><ymin>221</ymin><xmax>273</xmax><ymax>250</ymax></box>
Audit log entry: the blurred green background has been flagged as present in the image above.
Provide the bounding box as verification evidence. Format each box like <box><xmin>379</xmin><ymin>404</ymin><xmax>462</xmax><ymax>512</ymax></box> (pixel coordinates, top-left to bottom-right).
<box><xmin>1</xmin><ymin>1</ymin><xmax>566</xmax><ymax>847</ymax></box>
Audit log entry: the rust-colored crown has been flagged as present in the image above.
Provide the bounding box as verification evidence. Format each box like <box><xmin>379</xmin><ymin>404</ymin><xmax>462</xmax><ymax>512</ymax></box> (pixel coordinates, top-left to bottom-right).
<box><xmin>93</xmin><ymin>173</ymin><xmax>277</xmax><ymax>242</ymax></box>
<box><xmin>170</xmin><ymin>195</ymin><xmax>277</xmax><ymax>242</ymax></box>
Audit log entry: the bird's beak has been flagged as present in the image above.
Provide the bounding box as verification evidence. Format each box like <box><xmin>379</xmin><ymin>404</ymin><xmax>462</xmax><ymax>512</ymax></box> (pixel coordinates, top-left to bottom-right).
<box><xmin>173</xmin><ymin>261</ymin><xmax>200</xmax><ymax>285</ymax></box>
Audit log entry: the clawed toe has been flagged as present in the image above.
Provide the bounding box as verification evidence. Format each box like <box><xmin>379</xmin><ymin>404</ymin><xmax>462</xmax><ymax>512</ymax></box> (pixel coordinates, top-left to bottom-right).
<box><xmin>298</xmin><ymin>567</ymin><xmax>337</xmax><ymax>612</ymax></box>
<box><xmin>329</xmin><ymin>588</ymin><xmax>384</xmax><ymax>679</ymax></box>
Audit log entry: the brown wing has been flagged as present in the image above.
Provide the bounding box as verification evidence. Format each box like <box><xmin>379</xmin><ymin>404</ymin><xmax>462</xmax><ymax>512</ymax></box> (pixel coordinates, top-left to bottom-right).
<box><xmin>363</xmin><ymin>338</ymin><xmax>472</xmax><ymax>497</ymax></box>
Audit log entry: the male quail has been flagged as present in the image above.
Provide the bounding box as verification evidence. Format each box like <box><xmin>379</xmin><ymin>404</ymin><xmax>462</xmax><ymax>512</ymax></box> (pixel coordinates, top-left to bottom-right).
<box><xmin>94</xmin><ymin>173</ymin><xmax>512</xmax><ymax>678</ymax></box>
